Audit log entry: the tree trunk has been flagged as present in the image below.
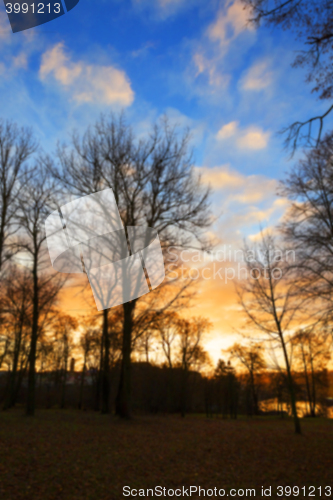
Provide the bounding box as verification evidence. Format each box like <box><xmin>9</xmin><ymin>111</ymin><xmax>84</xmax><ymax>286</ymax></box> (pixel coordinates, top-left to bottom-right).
<box><xmin>78</xmin><ymin>355</ymin><xmax>87</xmax><ymax>410</ymax></box>
<box><xmin>250</xmin><ymin>371</ymin><xmax>258</xmax><ymax>415</ymax></box>
<box><xmin>26</xmin><ymin>265</ymin><xmax>38</xmax><ymax>416</ymax></box>
<box><xmin>61</xmin><ymin>360</ymin><xmax>68</xmax><ymax>409</ymax></box>
<box><xmin>301</xmin><ymin>346</ymin><xmax>313</xmax><ymax>416</ymax></box>
<box><xmin>101</xmin><ymin>309</ymin><xmax>110</xmax><ymax>414</ymax></box>
<box><xmin>94</xmin><ymin>332</ymin><xmax>104</xmax><ymax>411</ymax></box>
<box><xmin>309</xmin><ymin>355</ymin><xmax>317</xmax><ymax>417</ymax></box>
<box><xmin>280</xmin><ymin>333</ymin><xmax>301</xmax><ymax>434</ymax></box>
<box><xmin>3</xmin><ymin>330</ymin><xmax>22</xmax><ymax>409</ymax></box>
<box><xmin>180</xmin><ymin>364</ymin><xmax>188</xmax><ymax>418</ymax></box>
<box><xmin>115</xmin><ymin>301</ymin><xmax>134</xmax><ymax>418</ymax></box>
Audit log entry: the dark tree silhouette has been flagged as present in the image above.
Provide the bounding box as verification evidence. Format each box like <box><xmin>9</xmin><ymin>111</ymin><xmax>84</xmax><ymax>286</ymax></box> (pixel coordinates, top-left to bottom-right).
<box><xmin>242</xmin><ymin>0</ymin><xmax>333</xmax><ymax>150</ymax></box>
<box><xmin>51</xmin><ymin>113</ymin><xmax>211</xmax><ymax>418</ymax></box>
<box><xmin>280</xmin><ymin>134</ymin><xmax>333</xmax><ymax>321</ymax></box>
<box><xmin>0</xmin><ymin>119</ymin><xmax>37</xmax><ymax>271</ymax></box>
<box><xmin>17</xmin><ymin>161</ymin><xmax>64</xmax><ymax>416</ymax></box>
<box><xmin>237</xmin><ymin>233</ymin><xmax>305</xmax><ymax>433</ymax></box>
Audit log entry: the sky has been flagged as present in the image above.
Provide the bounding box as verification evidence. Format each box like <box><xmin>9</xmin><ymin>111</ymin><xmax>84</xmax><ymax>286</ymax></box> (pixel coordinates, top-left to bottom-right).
<box><xmin>1</xmin><ymin>0</ymin><xmax>331</xmax><ymax>365</ymax></box>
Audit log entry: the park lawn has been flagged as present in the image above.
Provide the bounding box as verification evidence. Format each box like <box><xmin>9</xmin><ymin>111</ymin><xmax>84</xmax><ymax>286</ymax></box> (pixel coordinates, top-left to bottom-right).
<box><xmin>0</xmin><ymin>410</ymin><xmax>332</xmax><ymax>500</ymax></box>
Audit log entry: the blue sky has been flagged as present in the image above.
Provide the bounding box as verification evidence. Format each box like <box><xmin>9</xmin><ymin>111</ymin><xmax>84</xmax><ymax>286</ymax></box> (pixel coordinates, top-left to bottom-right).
<box><xmin>2</xmin><ymin>0</ymin><xmax>332</xmax><ymax>358</ymax></box>
<box><xmin>2</xmin><ymin>0</ymin><xmax>332</xmax><ymax>248</ymax></box>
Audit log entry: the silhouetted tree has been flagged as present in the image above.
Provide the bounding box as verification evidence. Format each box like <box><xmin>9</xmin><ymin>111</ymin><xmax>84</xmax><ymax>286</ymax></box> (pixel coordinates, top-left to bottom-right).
<box><xmin>176</xmin><ymin>317</ymin><xmax>211</xmax><ymax>417</ymax></box>
<box><xmin>17</xmin><ymin>161</ymin><xmax>64</xmax><ymax>415</ymax></box>
<box><xmin>1</xmin><ymin>266</ymin><xmax>32</xmax><ymax>409</ymax></box>
<box><xmin>0</xmin><ymin>119</ymin><xmax>37</xmax><ymax>271</ymax></box>
<box><xmin>237</xmin><ymin>233</ymin><xmax>304</xmax><ymax>433</ymax></box>
<box><xmin>292</xmin><ymin>327</ymin><xmax>331</xmax><ymax>416</ymax></box>
<box><xmin>51</xmin><ymin>113</ymin><xmax>211</xmax><ymax>418</ymax></box>
<box><xmin>243</xmin><ymin>0</ymin><xmax>333</xmax><ymax>150</ymax></box>
<box><xmin>214</xmin><ymin>359</ymin><xmax>239</xmax><ymax>419</ymax></box>
<box><xmin>280</xmin><ymin>135</ymin><xmax>333</xmax><ymax>325</ymax></box>
<box><xmin>228</xmin><ymin>342</ymin><xmax>265</xmax><ymax>415</ymax></box>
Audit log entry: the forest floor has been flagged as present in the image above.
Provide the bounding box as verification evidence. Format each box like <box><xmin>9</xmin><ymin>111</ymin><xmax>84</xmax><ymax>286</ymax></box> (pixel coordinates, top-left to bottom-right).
<box><xmin>0</xmin><ymin>410</ymin><xmax>332</xmax><ymax>500</ymax></box>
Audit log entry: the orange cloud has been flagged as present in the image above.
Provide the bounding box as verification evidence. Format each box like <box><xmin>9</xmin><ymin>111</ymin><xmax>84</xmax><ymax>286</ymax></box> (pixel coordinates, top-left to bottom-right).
<box><xmin>216</xmin><ymin>121</ymin><xmax>270</xmax><ymax>149</ymax></box>
<box><xmin>208</xmin><ymin>0</ymin><xmax>250</xmax><ymax>47</ymax></box>
<box><xmin>40</xmin><ymin>43</ymin><xmax>134</xmax><ymax>106</ymax></box>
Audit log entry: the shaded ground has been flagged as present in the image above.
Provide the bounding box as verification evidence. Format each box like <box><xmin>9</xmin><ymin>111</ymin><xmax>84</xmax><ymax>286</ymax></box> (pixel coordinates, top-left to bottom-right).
<box><xmin>0</xmin><ymin>411</ymin><xmax>332</xmax><ymax>499</ymax></box>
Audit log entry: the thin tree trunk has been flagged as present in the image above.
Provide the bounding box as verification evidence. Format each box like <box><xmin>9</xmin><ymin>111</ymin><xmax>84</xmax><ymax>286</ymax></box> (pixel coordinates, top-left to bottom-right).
<box><xmin>101</xmin><ymin>309</ymin><xmax>110</xmax><ymax>414</ymax></box>
<box><xmin>301</xmin><ymin>345</ymin><xmax>312</xmax><ymax>416</ymax></box>
<box><xmin>3</xmin><ymin>330</ymin><xmax>22</xmax><ymax>409</ymax></box>
<box><xmin>309</xmin><ymin>354</ymin><xmax>317</xmax><ymax>417</ymax></box>
<box><xmin>115</xmin><ymin>301</ymin><xmax>134</xmax><ymax>418</ymax></box>
<box><xmin>78</xmin><ymin>354</ymin><xmax>87</xmax><ymax>410</ymax></box>
<box><xmin>280</xmin><ymin>333</ymin><xmax>301</xmax><ymax>434</ymax></box>
<box><xmin>250</xmin><ymin>371</ymin><xmax>258</xmax><ymax>415</ymax></box>
<box><xmin>26</xmin><ymin>264</ymin><xmax>38</xmax><ymax>416</ymax></box>
<box><xmin>180</xmin><ymin>365</ymin><xmax>188</xmax><ymax>418</ymax></box>
<box><xmin>94</xmin><ymin>332</ymin><xmax>104</xmax><ymax>411</ymax></box>
<box><xmin>61</xmin><ymin>358</ymin><xmax>68</xmax><ymax>409</ymax></box>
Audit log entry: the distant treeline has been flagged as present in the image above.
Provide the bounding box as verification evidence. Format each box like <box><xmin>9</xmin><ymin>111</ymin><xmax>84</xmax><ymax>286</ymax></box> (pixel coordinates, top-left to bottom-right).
<box><xmin>0</xmin><ymin>362</ymin><xmax>331</xmax><ymax>418</ymax></box>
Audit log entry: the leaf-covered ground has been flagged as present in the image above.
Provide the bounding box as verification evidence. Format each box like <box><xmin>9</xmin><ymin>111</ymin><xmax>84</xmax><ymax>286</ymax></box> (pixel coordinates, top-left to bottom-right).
<box><xmin>0</xmin><ymin>411</ymin><xmax>332</xmax><ymax>499</ymax></box>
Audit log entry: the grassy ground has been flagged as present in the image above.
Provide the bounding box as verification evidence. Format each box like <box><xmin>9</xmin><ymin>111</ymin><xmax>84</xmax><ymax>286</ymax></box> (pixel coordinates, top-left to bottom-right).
<box><xmin>0</xmin><ymin>410</ymin><xmax>332</xmax><ymax>500</ymax></box>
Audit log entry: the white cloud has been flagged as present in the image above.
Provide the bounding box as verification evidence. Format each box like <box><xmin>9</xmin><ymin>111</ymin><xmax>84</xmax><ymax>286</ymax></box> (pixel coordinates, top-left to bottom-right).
<box><xmin>237</xmin><ymin>126</ymin><xmax>270</xmax><ymax>149</ymax></box>
<box><xmin>240</xmin><ymin>60</ymin><xmax>273</xmax><ymax>91</ymax></box>
<box><xmin>216</xmin><ymin>121</ymin><xmax>270</xmax><ymax>150</ymax></box>
<box><xmin>197</xmin><ymin>164</ymin><xmax>277</xmax><ymax>204</ymax></box>
<box><xmin>190</xmin><ymin>1</ymin><xmax>254</xmax><ymax>92</ymax></box>
<box><xmin>193</xmin><ymin>52</ymin><xmax>230</xmax><ymax>88</ymax></box>
<box><xmin>195</xmin><ymin>165</ymin><xmax>286</xmax><ymax>249</ymax></box>
<box><xmin>39</xmin><ymin>43</ymin><xmax>134</xmax><ymax>107</ymax></box>
<box><xmin>208</xmin><ymin>0</ymin><xmax>250</xmax><ymax>47</ymax></box>
<box><xmin>216</xmin><ymin>121</ymin><xmax>239</xmax><ymax>139</ymax></box>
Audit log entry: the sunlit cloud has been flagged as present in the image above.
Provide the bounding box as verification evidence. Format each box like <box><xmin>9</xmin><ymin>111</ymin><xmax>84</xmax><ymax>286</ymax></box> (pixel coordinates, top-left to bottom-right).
<box><xmin>189</xmin><ymin>1</ymin><xmax>254</xmax><ymax>94</ymax></box>
<box><xmin>216</xmin><ymin>120</ymin><xmax>239</xmax><ymax>139</ymax></box>
<box><xmin>216</xmin><ymin>121</ymin><xmax>270</xmax><ymax>149</ymax></box>
<box><xmin>237</xmin><ymin>126</ymin><xmax>270</xmax><ymax>149</ymax></box>
<box><xmin>39</xmin><ymin>43</ymin><xmax>135</xmax><ymax>107</ymax></box>
<box><xmin>240</xmin><ymin>60</ymin><xmax>273</xmax><ymax>91</ymax></box>
<box><xmin>198</xmin><ymin>164</ymin><xmax>277</xmax><ymax>204</ymax></box>
<box><xmin>207</xmin><ymin>0</ymin><xmax>250</xmax><ymax>47</ymax></box>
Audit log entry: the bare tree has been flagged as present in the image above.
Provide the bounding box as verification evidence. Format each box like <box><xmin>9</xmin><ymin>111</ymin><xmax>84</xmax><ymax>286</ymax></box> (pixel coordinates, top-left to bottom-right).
<box><xmin>292</xmin><ymin>327</ymin><xmax>331</xmax><ymax>416</ymax></box>
<box><xmin>280</xmin><ymin>134</ymin><xmax>333</xmax><ymax>324</ymax></box>
<box><xmin>242</xmin><ymin>0</ymin><xmax>333</xmax><ymax>151</ymax></box>
<box><xmin>159</xmin><ymin>312</ymin><xmax>179</xmax><ymax>368</ymax></box>
<box><xmin>51</xmin><ymin>113</ymin><xmax>212</xmax><ymax>418</ymax></box>
<box><xmin>1</xmin><ymin>266</ymin><xmax>33</xmax><ymax>409</ymax></box>
<box><xmin>236</xmin><ymin>233</ymin><xmax>305</xmax><ymax>433</ymax></box>
<box><xmin>78</xmin><ymin>322</ymin><xmax>100</xmax><ymax>410</ymax></box>
<box><xmin>51</xmin><ymin>314</ymin><xmax>78</xmax><ymax>409</ymax></box>
<box><xmin>0</xmin><ymin>119</ymin><xmax>37</xmax><ymax>271</ymax></box>
<box><xmin>0</xmin><ymin>334</ymin><xmax>9</xmax><ymax>371</ymax></box>
<box><xmin>176</xmin><ymin>317</ymin><xmax>211</xmax><ymax>417</ymax></box>
<box><xmin>17</xmin><ymin>160</ymin><xmax>64</xmax><ymax>415</ymax></box>
<box><xmin>228</xmin><ymin>342</ymin><xmax>265</xmax><ymax>415</ymax></box>
<box><xmin>213</xmin><ymin>359</ymin><xmax>239</xmax><ymax>419</ymax></box>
